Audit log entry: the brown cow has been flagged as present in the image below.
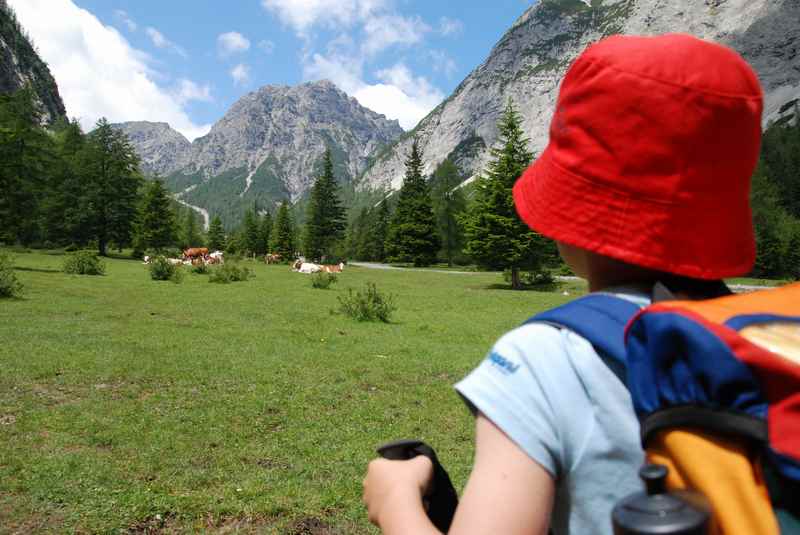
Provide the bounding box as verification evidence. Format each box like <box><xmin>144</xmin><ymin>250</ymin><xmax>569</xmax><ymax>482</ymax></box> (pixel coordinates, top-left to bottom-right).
<box><xmin>320</xmin><ymin>263</ymin><xmax>345</xmax><ymax>273</ymax></box>
<box><xmin>264</xmin><ymin>253</ymin><xmax>282</xmax><ymax>264</ymax></box>
<box><xmin>183</xmin><ymin>247</ymin><xmax>209</xmax><ymax>260</ymax></box>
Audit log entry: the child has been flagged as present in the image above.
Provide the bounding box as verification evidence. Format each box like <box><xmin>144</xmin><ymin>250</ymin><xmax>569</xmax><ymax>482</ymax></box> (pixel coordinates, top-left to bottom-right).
<box><xmin>363</xmin><ymin>33</ymin><xmax>763</xmax><ymax>534</ymax></box>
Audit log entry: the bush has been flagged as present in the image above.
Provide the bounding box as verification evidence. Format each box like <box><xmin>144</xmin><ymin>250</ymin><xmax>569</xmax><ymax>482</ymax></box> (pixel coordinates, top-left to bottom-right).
<box><xmin>191</xmin><ymin>262</ymin><xmax>210</xmax><ymax>275</ymax></box>
<box><xmin>64</xmin><ymin>243</ymin><xmax>80</xmax><ymax>252</ymax></box>
<box><xmin>149</xmin><ymin>256</ymin><xmax>184</xmax><ymax>283</ymax></box>
<box><xmin>502</xmin><ymin>269</ymin><xmax>559</xmax><ymax>291</ymax></box>
<box><xmin>338</xmin><ymin>282</ymin><xmax>396</xmax><ymax>322</ymax></box>
<box><xmin>0</xmin><ymin>252</ymin><xmax>23</xmax><ymax>298</ymax></box>
<box><xmin>63</xmin><ymin>251</ymin><xmax>106</xmax><ymax>275</ymax></box>
<box><xmin>311</xmin><ymin>272</ymin><xmax>337</xmax><ymax>289</ymax></box>
<box><xmin>208</xmin><ymin>263</ymin><xmax>252</xmax><ymax>284</ymax></box>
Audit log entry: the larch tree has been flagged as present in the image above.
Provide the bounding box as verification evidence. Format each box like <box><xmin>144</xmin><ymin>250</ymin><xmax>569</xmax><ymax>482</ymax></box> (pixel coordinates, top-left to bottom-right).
<box><xmin>134</xmin><ymin>178</ymin><xmax>176</xmax><ymax>253</ymax></box>
<box><xmin>385</xmin><ymin>139</ymin><xmax>440</xmax><ymax>267</ymax></box>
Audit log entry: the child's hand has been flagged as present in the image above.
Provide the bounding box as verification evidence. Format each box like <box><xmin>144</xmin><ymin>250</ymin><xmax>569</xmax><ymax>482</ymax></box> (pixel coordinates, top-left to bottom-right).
<box><xmin>363</xmin><ymin>455</ymin><xmax>434</xmax><ymax>527</ymax></box>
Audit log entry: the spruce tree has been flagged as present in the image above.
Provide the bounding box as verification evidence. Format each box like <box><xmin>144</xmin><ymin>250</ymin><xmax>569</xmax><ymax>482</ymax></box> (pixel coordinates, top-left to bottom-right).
<box><xmin>259</xmin><ymin>210</ymin><xmax>272</xmax><ymax>255</ymax></box>
<box><xmin>432</xmin><ymin>159</ymin><xmax>466</xmax><ymax>266</ymax></box>
<box><xmin>385</xmin><ymin>139</ymin><xmax>440</xmax><ymax>266</ymax></box>
<box><xmin>461</xmin><ymin>100</ymin><xmax>546</xmax><ymax>289</ymax></box>
<box><xmin>207</xmin><ymin>215</ymin><xmax>226</xmax><ymax>251</ymax></box>
<box><xmin>272</xmin><ymin>201</ymin><xmax>295</xmax><ymax>260</ymax></box>
<box><xmin>304</xmin><ymin>149</ymin><xmax>346</xmax><ymax>261</ymax></box>
<box><xmin>242</xmin><ymin>208</ymin><xmax>261</xmax><ymax>256</ymax></box>
<box><xmin>181</xmin><ymin>208</ymin><xmax>203</xmax><ymax>249</ymax></box>
<box><xmin>368</xmin><ymin>199</ymin><xmax>391</xmax><ymax>262</ymax></box>
<box><xmin>134</xmin><ymin>179</ymin><xmax>176</xmax><ymax>253</ymax></box>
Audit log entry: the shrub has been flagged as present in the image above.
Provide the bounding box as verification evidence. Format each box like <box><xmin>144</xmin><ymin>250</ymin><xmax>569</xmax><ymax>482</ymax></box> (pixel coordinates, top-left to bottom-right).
<box><xmin>338</xmin><ymin>282</ymin><xmax>396</xmax><ymax>322</ymax></box>
<box><xmin>0</xmin><ymin>252</ymin><xmax>23</xmax><ymax>298</ymax></box>
<box><xmin>64</xmin><ymin>243</ymin><xmax>80</xmax><ymax>252</ymax></box>
<box><xmin>191</xmin><ymin>262</ymin><xmax>210</xmax><ymax>275</ymax></box>
<box><xmin>311</xmin><ymin>272</ymin><xmax>337</xmax><ymax>289</ymax></box>
<box><xmin>63</xmin><ymin>251</ymin><xmax>106</xmax><ymax>275</ymax></box>
<box><xmin>149</xmin><ymin>256</ymin><xmax>184</xmax><ymax>283</ymax></box>
<box><xmin>208</xmin><ymin>263</ymin><xmax>252</xmax><ymax>284</ymax></box>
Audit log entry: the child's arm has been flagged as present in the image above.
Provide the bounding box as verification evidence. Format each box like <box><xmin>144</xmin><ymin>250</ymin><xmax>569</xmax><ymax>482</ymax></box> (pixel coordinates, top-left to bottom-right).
<box><xmin>363</xmin><ymin>413</ymin><xmax>554</xmax><ymax>534</ymax></box>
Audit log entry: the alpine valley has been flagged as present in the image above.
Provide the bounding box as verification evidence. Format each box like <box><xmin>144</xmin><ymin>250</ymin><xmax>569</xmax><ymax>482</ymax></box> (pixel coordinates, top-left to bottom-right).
<box><xmin>112</xmin><ymin>0</ymin><xmax>798</xmax><ymax>226</ymax></box>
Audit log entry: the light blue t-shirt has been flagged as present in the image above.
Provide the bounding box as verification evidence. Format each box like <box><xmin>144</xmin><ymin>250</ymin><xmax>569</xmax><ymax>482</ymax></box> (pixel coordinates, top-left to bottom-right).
<box><xmin>454</xmin><ymin>290</ymin><xmax>649</xmax><ymax>535</ymax></box>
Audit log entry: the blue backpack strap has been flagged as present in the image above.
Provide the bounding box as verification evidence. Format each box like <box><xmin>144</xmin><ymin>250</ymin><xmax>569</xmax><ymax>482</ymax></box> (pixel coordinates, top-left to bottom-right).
<box><xmin>524</xmin><ymin>294</ymin><xmax>641</xmax><ymax>385</ymax></box>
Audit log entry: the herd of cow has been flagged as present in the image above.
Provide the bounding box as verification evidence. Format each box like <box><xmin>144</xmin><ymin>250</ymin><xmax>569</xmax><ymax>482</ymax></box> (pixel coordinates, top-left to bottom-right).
<box><xmin>142</xmin><ymin>248</ymin><xmax>345</xmax><ymax>274</ymax></box>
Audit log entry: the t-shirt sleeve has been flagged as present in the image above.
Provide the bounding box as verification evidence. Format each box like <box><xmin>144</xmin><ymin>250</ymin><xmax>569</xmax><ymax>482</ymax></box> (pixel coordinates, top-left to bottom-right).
<box><xmin>455</xmin><ymin>323</ymin><xmax>593</xmax><ymax>479</ymax></box>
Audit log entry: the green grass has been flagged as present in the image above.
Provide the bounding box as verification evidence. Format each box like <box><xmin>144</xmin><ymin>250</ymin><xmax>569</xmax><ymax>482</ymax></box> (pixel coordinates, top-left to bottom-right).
<box><xmin>0</xmin><ymin>251</ymin><xmax>574</xmax><ymax>533</ymax></box>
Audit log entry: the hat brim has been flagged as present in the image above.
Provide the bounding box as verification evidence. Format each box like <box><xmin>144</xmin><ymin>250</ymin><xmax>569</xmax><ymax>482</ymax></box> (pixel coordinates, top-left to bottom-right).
<box><xmin>513</xmin><ymin>147</ymin><xmax>754</xmax><ymax>280</ymax></box>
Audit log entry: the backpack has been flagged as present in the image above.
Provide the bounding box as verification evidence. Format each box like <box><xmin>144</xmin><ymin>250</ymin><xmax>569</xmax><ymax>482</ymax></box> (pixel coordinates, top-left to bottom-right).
<box><xmin>528</xmin><ymin>283</ymin><xmax>800</xmax><ymax>534</ymax></box>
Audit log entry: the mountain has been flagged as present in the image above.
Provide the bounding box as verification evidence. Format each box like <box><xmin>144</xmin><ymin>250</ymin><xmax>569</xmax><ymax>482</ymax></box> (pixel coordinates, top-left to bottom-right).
<box><xmin>0</xmin><ymin>0</ymin><xmax>66</xmax><ymax>124</ymax></box>
<box><xmin>356</xmin><ymin>0</ymin><xmax>800</xmax><ymax>193</ymax></box>
<box><xmin>117</xmin><ymin>80</ymin><xmax>403</xmax><ymax>227</ymax></box>
<box><xmin>113</xmin><ymin>122</ymin><xmax>191</xmax><ymax>177</ymax></box>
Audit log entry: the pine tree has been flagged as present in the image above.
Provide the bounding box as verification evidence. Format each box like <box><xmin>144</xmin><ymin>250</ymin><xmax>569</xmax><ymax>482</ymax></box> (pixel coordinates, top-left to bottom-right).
<box><xmin>259</xmin><ymin>210</ymin><xmax>272</xmax><ymax>255</ymax></box>
<box><xmin>207</xmin><ymin>215</ymin><xmax>226</xmax><ymax>251</ymax></box>
<box><xmin>45</xmin><ymin>119</ymin><xmax>87</xmax><ymax>246</ymax></box>
<box><xmin>134</xmin><ymin>179</ymin><xmax>176</xmax><ymax>253</ymax></box>
<box><xmin>461</xmin><ymin>99</ymin><xmax>546</xmax><ymax>289</ymax></box>
<box><xmin>272</xmin><ymin>201</ymin><xmax>295</xmax><ymax>260</ymax></box>
<box><xmin>385</xmin><ymin>139</ymin><xmax>440</xmax><ymax>266</ymax></box>
<box><xmin>785</xmin><ymin>228</ymin><xmax>800</xmax><ymax>281</ymax></box>
<box><xmin>432</xmin><ymin>159</ymin><xmax>466</xmax><ymax>266</ymax></box>
<box><xmin>303</xmin><ymin>149</ymin><xmax>346</xmax><ymax>261</ymax></box>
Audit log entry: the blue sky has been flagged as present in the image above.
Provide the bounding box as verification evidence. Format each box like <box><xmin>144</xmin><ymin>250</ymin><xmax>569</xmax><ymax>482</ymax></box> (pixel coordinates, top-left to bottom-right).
<box><xmin>9</xmin><ymin>0</ymin><xmax>535</xmax><ymax>139</ymax></box>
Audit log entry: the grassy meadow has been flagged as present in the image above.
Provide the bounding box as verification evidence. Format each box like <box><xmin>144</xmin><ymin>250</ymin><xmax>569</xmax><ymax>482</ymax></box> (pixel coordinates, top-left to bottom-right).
<box><xmin>0</xmin><ymin>250</ymin><xmax>579</xmax><ymax>534</ymax></box>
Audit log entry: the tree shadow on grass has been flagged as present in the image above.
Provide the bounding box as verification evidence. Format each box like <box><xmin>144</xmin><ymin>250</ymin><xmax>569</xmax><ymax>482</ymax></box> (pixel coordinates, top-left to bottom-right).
<box><xmin>14</xmin><ymin>266</ymin><xmax>61</xmax><ymax>274</ymax></box>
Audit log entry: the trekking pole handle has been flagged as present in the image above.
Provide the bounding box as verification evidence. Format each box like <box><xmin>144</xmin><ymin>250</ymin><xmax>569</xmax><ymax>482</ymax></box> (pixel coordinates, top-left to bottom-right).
<box><xmin>377</xmin><ymin>439</ymin><xmax>459</xmax><ymax>533</ymax></box>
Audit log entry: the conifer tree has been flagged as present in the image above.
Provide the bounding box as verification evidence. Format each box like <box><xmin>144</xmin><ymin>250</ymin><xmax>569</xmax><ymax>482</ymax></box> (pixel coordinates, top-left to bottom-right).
<box><xmin>207</xmin><ymin>215</ymin><xmax>226</xmax><ymax>251</ymax></box>
<box><xmin>461</xmin><ymin>100</ymin><xmax>546</xmax><ymax>289</ymax></box>
<box><xmin>134</xmin><ymin>179</ymin><xmax>176</xmax><ymax>253</ymax></box>
<box><xmin>385</xmin><ymin>139</ymin><xmax>440</xmax><ymax>266</ymax></box>
<box><xmin>0</xmin><ymin>87</ymin><xmax>53</xmax><ymax>244</ymax></box>
<box><xmin>242</xmin><ymin>208</ymin><xmax>261</xmax><ymax>256</ymax></box>
<box><xmin>259</xmin><ymin>210</ymin><xmax>272</xmax><ymax>255</ymax></box>
<box><xmin>83</xmin><ymin>118</ymin><xmax>142</xmax><ymax>255</ymax></box>
<box><xmin>304</xmin><ymin>149</ymin><xmax>346</xmax><ymax>261</ymax></box>
<box><xmin>368</xmin><ymin>199</ymin><xmax>391</xmax><ymax>262</ymax></box>
<box><xmin>432</xmin><ymin>159</ymin><xmax>466</xmax><ymax>266</ymax></box>
<box><xmin>45</xmin><ymin>119</ymin><xmax>87</xmax><ymax>246</ymax></box>
<box><xmin>181</xmin><ymin>208</ymin><xmax>203</xmax><ymax>249</ymax></box>
<box><xmin>272</xmin><ymin>200</ymin><xmax>295</xmax><ymax>260</ymax></box>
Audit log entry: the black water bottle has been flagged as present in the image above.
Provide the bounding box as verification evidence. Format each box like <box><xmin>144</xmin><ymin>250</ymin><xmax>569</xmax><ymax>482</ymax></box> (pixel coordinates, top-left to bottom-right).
<box><xmin>377</xmin><ymin>439</ymin><xmax>459</xmax><ymax>533</ymax></box>
<box><xmin>612</xmin><ymin>464</ymin><xmax>712</xmax><ymax>535</ymax></box>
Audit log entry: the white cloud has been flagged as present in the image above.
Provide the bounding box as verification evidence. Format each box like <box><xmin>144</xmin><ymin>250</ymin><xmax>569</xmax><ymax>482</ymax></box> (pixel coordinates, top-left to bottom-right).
<box><xmin>173</xmin><ymin>79</ymin><xmax>213</xmax><ymax>106</ymax></box>
<box><xmin>362</xmin><ymin>14</ymin><xmax>430</xmax><ymax>56</ymax></box>
<box><xmin>438</xmin><ymin>16</ymin><xmax>463</xmax><ymax>37</ymax></box>
<box><xmin>145</xmin><ymin>27</ymin><xmax>187</xmax><ymax>58</ymax></box>
<box><xmin>231</xmin><ymin>64</ymin><xmax>251</xmax><ymax>86</ymax></box>
<box><xmin>261</xmin><ymin>0</ymin><xmax>386</xmax><ymax>35</ymax></box>
<box><xmin>258</xmin><ymin>39</ymin><xmax>276</xmax><ymax>54</ymax></box>
<box><xmin>217</xmin><ymin>31</ymin><xmax>250</xmax><ymax>57</ymax></box>
<box><xmin>8</xmin><ymin>0</ymin><xmax>211</xmax><ymax>141</ymax></box>
<box><xmin>113</xmin><ymin>9</ymin><xmax>136</xmax><ymax>32</ymax></box>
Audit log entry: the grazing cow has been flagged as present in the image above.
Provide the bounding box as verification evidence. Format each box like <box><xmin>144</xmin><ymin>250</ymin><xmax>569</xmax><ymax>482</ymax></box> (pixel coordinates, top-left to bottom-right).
<box><xmin>320</xmin><ymin>263</ymin><xmax>345</xmax><ymax>273</ymax></box>
<box><xmin>264</xmin><ymin>253</ymin><xmax>282</xmax><ymax>264</ymax></box>
<box><xmin>183</xmin><ymin>247</ymin><xmax>209</xmax><ymax>260</ymax></box>
<box><xmin>208</xmin><ymin>251</ymin><xmax>224</xmax><ymax>265</ymax></box>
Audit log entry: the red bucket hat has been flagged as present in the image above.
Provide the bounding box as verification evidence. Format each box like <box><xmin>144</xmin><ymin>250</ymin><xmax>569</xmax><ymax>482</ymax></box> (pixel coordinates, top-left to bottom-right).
<box><xmin>513</xmin><ymin>34</ymin><xmax>763</xmax><ymax>280</ymax></box>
